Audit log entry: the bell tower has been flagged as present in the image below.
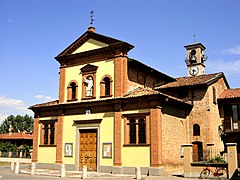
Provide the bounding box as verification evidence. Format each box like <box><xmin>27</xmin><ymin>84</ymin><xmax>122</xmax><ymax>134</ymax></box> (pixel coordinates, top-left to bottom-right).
<box><xmin>184</xmin><ymin>43</ymin><xmax>208</xmax><ymax>76</ymax></box>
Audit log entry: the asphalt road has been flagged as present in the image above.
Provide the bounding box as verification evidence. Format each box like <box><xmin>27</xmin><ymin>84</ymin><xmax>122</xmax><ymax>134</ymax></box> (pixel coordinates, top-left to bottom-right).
<box><xmin>0</xmin><ymin>166</ymin><xmax>199</xmax><ymax>180</ymax></box>
<box><xmin>0</xmin><ymin>166</ymin><xmax>65</xmax><ymax>179</ymax></box>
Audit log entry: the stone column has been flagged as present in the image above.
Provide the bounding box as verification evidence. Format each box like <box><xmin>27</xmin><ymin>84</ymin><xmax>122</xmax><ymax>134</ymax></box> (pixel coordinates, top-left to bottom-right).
<box><xmin>135</xmin><ymin>167</ymin><xmax>141</xmax><ymax>179</ymax></box>
<box><xmin>227</xmin><ymin>143</ymin><xmax>238</xmax><ymax>178</ymax></box>
<box><xmin>14</xmin><ymin>162</ymin><xmax>20</xmax><ymax>174</ymax></box>
<box><xmin>60</xmin><ymin>164</ymin><xmax>66</xmax><ymax>178</ymax></box>
<box><xmin>82</xmin><ymin>165</ymin><xmax>87</xmax><ymax>179</ymax></box>
<box><xmin>31</xmin><ymin>162</ymin><xmax>36</xmax><ymax>175</ymax></box>
<box><xmin>11</xmin><ymin>161</ymin><xmax>14</xmax><ymax>171</ymax></box>
<box><xmin>182</xmin><ymin>144</ymin><xmax>193</xmax><ymax>178</ymax></box>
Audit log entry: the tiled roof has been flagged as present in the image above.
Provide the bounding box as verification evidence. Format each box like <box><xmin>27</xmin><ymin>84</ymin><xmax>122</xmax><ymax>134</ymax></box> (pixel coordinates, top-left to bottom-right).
<box><xmin>29</xmin><ymin>100</ymin><xmax>59</xmax><ymax>108</ymax></box>
<box><xmin>155</xmin><ymin>72</ymin><xmax>225</xmax><ymax>89</ymax></box>
<box><xmin>122</xmin><ymin>87</ymin><xmax>192</xmax><ymax>105</ymax></box>
<box><xmin>29</xmin><ymin>87</ymin><xmax>192</xmax><ymax>109</ymax></box>
<box><xmin>218</xmin><ymin>88</ymin><xmax>240</xmax><ymax>99</ymax></box>
<box><xmin>122</xmin><ymin>87</ymin><xmax>159</xmax><ymax>98</ymax></box>
<box><xmin>0</xmin><ymin>132</ymin><xmax>33</xmax><ymax>140</ymax></box>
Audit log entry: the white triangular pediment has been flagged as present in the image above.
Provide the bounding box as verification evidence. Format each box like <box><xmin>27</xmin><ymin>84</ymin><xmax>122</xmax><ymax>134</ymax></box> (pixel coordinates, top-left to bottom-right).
<box><xmin>72</xmin><ymin>38</ymin><xmax>108</xmax><ymax>54</ymax></box>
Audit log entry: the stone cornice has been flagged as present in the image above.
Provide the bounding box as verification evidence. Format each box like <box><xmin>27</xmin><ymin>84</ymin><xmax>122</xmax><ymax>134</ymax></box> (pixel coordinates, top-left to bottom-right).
<box><xmin>30</xmin><ymin>93</ymin><xmax>192</xmax><ymax>118</ymax></box>
<box><xmin>55</xmin><ymin>42</ymin><xmax>133</xmax><ymax>67</ymax></box>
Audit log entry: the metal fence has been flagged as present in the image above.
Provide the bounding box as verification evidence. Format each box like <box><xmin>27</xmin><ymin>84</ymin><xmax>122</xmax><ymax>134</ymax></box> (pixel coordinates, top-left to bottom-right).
<box><xmin>192</xmin><ymin>149</ymin><xmax>227</xmax><ymax>163</ymax></box>
<box><xmin>0</xmin><ymin>150</ymin><xmax>31</xmax><ymax>158</ymax></box>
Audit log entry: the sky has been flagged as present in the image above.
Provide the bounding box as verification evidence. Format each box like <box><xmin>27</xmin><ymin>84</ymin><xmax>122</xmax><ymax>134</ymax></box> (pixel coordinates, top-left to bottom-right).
<box><xmin>0</xmin><ymin>0</ymin><xmax>240</xmax><ymax>123</ymax></box>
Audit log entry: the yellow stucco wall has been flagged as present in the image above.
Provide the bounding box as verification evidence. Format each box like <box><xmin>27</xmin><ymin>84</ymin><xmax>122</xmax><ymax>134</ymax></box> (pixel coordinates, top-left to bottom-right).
<box><xmin>62</xmin><ymin>115</ymin><xmax>77</xmax><ymax>165</ymax></box>
<box><xmin>121</xmin><ymin>109</ymin><xmax>150</xmax><ymax>167</ymax></box>
<box><xmin>60</xmin><ymin>112</ymin><xmax>114</xmax><ymax>166</ymax></box>
<box><xmin>122</xmin><ymin>146</ymin><xmax>150</xmax><ymax>167</ymax></box>
<box><xmin>37</xmin><ymin>109</ymin><xmax>153</xmax><ymax>167</ymax></box>
<box><xmin>72</xmin><ymin>39</ymin><xmax>108</xmax><ymax>54</ymax></box>
<box><xmin>38</xmin><ymin>147</ymin><xmax>56</xmax><ymax>163</ymax></box>
<box><xmin>37</xmin><ymin>117</ymin><xmax>58</xmax><ymax>163</ymax></box>
<box><xmin>99</xmin><ymin>112</ymin><xmax>114</xmax><ymax>166</ymax></box>
<box><xmin>64</xmin><ymin>59</ymin><xmax>115</xmax><ymax>102</ymax></box>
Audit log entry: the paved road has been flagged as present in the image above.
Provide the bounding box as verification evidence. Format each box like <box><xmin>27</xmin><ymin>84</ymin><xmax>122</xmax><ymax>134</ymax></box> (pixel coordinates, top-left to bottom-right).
<box><xmin>0</xmin><ymin>166</ymin><xmax>199</xmax><ymax>180</ymax></box>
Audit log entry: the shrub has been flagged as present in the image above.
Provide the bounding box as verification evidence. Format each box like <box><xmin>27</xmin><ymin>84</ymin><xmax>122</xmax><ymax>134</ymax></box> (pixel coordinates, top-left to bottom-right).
<box><xmin>208</xmin><ymin>155</ymin><xmax>226</xmax><ymax>163</ymax></box>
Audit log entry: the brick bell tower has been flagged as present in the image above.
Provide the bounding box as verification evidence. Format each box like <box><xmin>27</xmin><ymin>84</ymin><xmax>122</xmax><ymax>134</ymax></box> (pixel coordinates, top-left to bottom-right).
<box><xmin>184</xmin><ymin>43</ymin><xmax>208</xmax><ymax>77</ymax></box>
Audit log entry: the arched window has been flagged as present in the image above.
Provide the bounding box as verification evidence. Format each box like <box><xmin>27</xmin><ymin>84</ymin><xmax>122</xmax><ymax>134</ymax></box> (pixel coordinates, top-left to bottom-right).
<box><xmin>70</xmin><ymin>82</ymin><xmax>77</xmax><ymax>99</ymax></box>
<box><xmin>103</xmin><ymin>77</ymin><xmax>110</xmax><ymax>96</ymax></box>
<box><xmin>67</xmin><ymin>81</ymin><xmax>78</xmax><ymax>101</ymax></box>
<box><xmin>100</xmin><ymin>75</ymin><xmax>112</xmax><ymax>97</ymax></box>
<box><xmin>193</xmin><ymin>124</ymin><xmax>200</xmax><ymax>136</ymax></box>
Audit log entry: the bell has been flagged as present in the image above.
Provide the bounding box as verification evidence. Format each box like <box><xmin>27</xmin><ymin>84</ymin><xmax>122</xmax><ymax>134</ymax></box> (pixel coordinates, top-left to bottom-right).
<box><xmin>190</xmin><ymin>55</ymin><xmax>197</xmax><ymax>62</ymax></box>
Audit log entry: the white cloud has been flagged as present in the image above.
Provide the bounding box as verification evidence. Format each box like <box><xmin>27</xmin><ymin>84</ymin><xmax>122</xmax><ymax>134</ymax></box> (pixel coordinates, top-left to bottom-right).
<box><xmin>222</xmin><ymin>45</ymin><xmax>240</xmax><ymax>55</ymax></box>
<box><xmin>0</xmin><ymin>95</ymin><xmax>32</xmax><ymax>123</ymax></box>
<box><xmin>207</xmin><ymin>59</ymin><xmax>240</xmax><ymax>74</ymax></box>
<box><xmin>35</xmin><ymin>94</ymin><xmax>54</xmax><ymax>101</ymax></box>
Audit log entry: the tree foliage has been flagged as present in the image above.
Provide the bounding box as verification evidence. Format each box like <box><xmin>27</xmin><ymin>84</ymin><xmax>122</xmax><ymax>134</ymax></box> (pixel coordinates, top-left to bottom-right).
<box><xmin>0</xmin><ymin>114</ymin><xmax>33</xmax><ymax>134</ymax></box>
<box><xmin>0</xmin><ymin>141</ymin><xmax>18</xmax><ymax>152</ymax></box>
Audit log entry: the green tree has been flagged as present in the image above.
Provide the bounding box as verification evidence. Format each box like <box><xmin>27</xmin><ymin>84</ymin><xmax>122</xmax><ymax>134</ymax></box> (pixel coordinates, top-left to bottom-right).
<box><xmin>0</xmin><ymin>114</ymin><xmax>33</xmax><ymax>134</ymax></box>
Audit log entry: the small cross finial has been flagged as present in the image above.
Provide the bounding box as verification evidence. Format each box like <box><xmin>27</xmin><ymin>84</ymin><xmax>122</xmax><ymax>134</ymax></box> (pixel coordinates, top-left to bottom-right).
<box><xmin>193</xmin><ymin>34</ymin><xmax>196</xmax><ymax>43</ymax></box>
<box><xmin>90</xmin><ymin>10</ymin><xmax>94</xmax><ymax>25</ymax></box>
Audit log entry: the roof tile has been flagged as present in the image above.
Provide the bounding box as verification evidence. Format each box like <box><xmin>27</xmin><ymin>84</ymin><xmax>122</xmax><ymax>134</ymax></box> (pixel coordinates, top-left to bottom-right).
<box><xmin>0</xmin><ymin>132</ymin><xmax>33</xmax><ymax>140</ymax></box>
<box><xmin>155</xmin><ymin>73</ymin><xmax>224</xmax><ymax>89</ymax></box>
<box><xmin>122</xmin><ymin>87</ymin><xmax>159</xmax><ymax>98</ymax></box>
<box><xmin>218</xmin><ymin>88</ymin><xmax>240</xmax><ymax>99</ymax></box>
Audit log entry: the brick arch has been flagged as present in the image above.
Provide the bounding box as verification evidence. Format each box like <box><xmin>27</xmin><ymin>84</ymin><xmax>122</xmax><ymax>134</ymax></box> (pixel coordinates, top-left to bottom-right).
<box><xmin>67</xmin><ymin>80</ymin><xmax>78</xmax><ymax>101</ymax></box>
<box><xmin>193</xmin><ymin>124</ymin><xmax>200</xmax><ymax>136</ymax></box>
<box><xmin>67</xmin><ymin>80</ymin><xmax>78</xmax><ymax>87</ymax></box>
<box><xmin>100</xmin><ymin>74</ymin><xmax>113</xmax><ymax>97</ymax></box>
<box><xmin>100</xmin><ymin>74</ymin><xmax>113</xmax><ymax>82</ymax></box>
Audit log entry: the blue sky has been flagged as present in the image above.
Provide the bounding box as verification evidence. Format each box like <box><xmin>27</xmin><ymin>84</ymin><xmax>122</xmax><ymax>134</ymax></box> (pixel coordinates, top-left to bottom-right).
<box><xmin>0</xmin><ymin>0</ymin><xmax>239</xmax><ymax>122</ymax></box>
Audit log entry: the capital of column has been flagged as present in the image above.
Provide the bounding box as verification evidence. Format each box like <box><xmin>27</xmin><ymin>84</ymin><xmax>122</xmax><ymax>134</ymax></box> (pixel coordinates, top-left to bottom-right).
<box><xmin>181</xmin><ymin>144</ymin><xmax>193</xmax><ymax>147</ymax></box>
<box><xmin>226</xmin><ymin>143</ymin><xmax>237</xmax><ymax>147</ymax></box>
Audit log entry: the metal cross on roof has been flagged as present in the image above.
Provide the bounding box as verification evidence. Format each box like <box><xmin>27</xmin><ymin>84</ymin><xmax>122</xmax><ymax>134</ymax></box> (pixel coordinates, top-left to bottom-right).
<box><xmin>90</xmin><ymin>10</ymin><xmax>94</xmax><ymax>25</ymax></box>
<box><xmin>193</xmin><ymin>34</ymin><xmax>196</xmax><ymax>43</ymax></box>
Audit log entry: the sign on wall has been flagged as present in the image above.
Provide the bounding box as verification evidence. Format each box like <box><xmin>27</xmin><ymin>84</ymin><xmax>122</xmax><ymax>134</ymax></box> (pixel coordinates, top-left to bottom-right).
<box><xmin>102</xmin><ymin>143</ymin><xmax>112</xmax><ymax>158</ymax></box>
<box><xmin>65</xmin><ymin>143</ymin><xmax>73</xmax><ymax>157</ymax></box>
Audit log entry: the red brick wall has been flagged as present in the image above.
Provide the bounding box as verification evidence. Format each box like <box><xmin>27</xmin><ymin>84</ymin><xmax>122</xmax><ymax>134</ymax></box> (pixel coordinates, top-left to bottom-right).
<box><xmin>150</xmin><ymin>108</ymin><xmax>163</xmax><ymax>167</ymax></box>
<box><xmin>32</xmin><ymin>117</ymin><xmax>39</xmax><ymax>162</ymax></box>
<box><xmin>114</xmin><ymin>111</ymin><xmax>122</xmax><ymax>166</ymax></box>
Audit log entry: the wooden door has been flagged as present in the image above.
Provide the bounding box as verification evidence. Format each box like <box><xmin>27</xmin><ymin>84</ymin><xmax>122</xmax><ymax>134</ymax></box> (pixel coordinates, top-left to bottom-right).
<box><xmin>79</xmin><ymin>129</ymin><xmax>97</xmax><ymax>171</ymax></box>
<box><xmin>192</xmin><ymin>142</ymin><xmax>203</xmax><ymax>162</ymax></box>
<box><xmin>192</xmin><ymin>143</ymin><xmax>198</xmax><ymax>162</ymax></box>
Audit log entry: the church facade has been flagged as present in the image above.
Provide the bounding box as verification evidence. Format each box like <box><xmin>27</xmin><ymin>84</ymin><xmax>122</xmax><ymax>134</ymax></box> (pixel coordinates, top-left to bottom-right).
<box><xmin>29</xmin><ymin>27</ymin><xmax>229</xmax><ymax>175</ymax></box>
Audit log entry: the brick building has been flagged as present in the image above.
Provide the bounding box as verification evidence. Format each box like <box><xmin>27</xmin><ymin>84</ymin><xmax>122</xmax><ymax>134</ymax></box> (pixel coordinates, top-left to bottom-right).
<box><xmin>29</xmin><ymin>27</ymin><xmax>231</xmax><ymax>175</ymax></box>
<box><xmin>218</xmin><ymin>88</ymin><xmax>240</xmax><ymax>166</ymax></box>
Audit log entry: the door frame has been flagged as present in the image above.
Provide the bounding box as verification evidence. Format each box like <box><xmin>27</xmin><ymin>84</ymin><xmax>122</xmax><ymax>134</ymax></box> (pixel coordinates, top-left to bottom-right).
<box><xmin>192</xmin><ymin>141</ymin><xmax>203</xmax><ymax>162</ymax></box>
<box><xmin>75</xmin><ymin>125</ymin><xmax>100</xmax><ymax>171</ymax></box>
